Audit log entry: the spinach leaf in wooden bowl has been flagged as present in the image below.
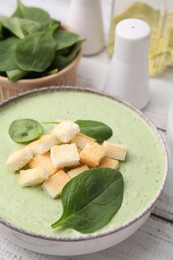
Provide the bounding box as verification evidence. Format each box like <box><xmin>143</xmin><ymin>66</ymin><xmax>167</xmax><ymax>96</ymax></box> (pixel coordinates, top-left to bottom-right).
<box><xmin>0</xmin><ymin>0</ymin><xmax>84</xmax><ymax>82</ymax></box>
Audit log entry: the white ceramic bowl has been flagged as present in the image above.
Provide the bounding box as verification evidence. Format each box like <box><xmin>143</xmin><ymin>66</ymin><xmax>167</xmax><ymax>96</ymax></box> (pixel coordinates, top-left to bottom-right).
<box><xmin>0</xmin><ymin>87</ymin><xmax>168</xmax><ymax>256</ymax></box>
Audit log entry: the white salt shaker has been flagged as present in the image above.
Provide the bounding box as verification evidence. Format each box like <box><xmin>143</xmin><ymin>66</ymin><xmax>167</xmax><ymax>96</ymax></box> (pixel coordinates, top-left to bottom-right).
<box><xmin>105</xmin><ymin>18</ymin><xmax>151</xmax><ymax>109</ymax></box>
<box><xmin>68</xmin><ymin>0</ymin><xmax>104</xmax><ymax>56</ymax></box>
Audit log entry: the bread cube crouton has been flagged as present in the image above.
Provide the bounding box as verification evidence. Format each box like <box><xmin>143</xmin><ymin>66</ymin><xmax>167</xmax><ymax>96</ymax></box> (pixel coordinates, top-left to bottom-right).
<box><xmin>28</xmin><ymin>134</ymin><xmax>59</xmax><ymax>156</ymax></box>
<box><xmin>97</xmin><ymin>157</ymin><xmax>119</xmax><ymax>169</ymax></box>
<box><xmin>67</xmin><ymin>165</ymin><xmax>89</xmax><ymax>179</ymax></box>
<box><xmin>51</xmin><ymin>121</ymin><xmax>80</xmax><ymax>143</ymax></box>
<box><xmin>71</xmin><ymin>132</ymin><xmax>96</xmax><ymax>149</ymax></box>
<box><xmin>103</xmin><ymin>141</ymin><xmax>127</xmax><ymax>161</ymax></box>
<box><xmin>6</xmin><ymin>147</ymin><xmax>33</xmax><ymax>172</ymax></box>
<box><xmin>42</xmin><ymin>170</ymin><xmax>70</xmax><ymax>198</ymax></box>
<box><xmin>80</xmin><ymin>142</ymin><xmax>105</xmax><ymax>168</ymax></box>
<box><xmin>51</xmin><ymin>143</ymin><xmax>80</xmax><ymax>168</ymax></box>
<box><xmin>29</xmin><ymin>152</ymin><xmax>57</xmax><ymax>177</ymax></box>
<box><xmin>19</xmin><ymin>167</ymin><xmax>49</xmax><ymax>187</ymax></box>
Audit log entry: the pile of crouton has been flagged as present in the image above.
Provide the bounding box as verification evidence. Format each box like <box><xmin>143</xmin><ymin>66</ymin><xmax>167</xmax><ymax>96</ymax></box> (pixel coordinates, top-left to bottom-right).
<box><xmin>6</xmin><ymin>121</ymin><xmax>127</xmax><ymax>199</ymax></box>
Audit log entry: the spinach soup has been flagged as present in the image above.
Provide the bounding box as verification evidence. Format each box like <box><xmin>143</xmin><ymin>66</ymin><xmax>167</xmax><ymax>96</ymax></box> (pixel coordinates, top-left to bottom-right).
<box><xmin>0</xmin><ymin>88</ymin><xmax>167</xmax><ymax>238</ymax></box>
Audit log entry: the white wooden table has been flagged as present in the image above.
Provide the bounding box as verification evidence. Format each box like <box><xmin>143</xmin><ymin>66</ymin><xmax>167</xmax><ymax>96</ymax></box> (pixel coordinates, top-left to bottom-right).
<box><xmin>0</xmin><ymin>1</ymin><xmax>173</xmax><ymax>259</ymax></box>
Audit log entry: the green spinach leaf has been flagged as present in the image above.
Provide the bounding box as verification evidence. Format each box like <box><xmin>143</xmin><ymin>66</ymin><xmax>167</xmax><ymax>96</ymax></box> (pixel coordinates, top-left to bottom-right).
<box><xmin>53</xmin><ymin>40</ymin><xmax>83</xmax><ymax>70</ymax></box>
<box><xmin>0</xmin><ymin>37</ymin><xmax>19</xmax><ymax>71</ymax></box>
<box><xmin>75</xmin><ymin>119</ymin><xmax>113</xmax><ymax>143</ymax></box>
<box><xmin>6</xmin><ymin>69</ymin><xmax>27</xmax><ymax>82</ymax></box>
<box><xmin>0</xmin><ymin>16</ymin><xmax>24</xmax><ymax>39</ymax></box>
<box><xmin>13</xmin><ymin>0</ymin><xmax>51</xmax><ymax>28</ymax></box>
<box><xmin>9</xmin><ymin>119</ymin><xmax>43</xmax><ymax>143</ymax></box>
<box><xmin>51</xmin><ymin>168</ymin><xmax>124</xmax><ymax>233</ymax></box>
<box><xmin>17</xmin><ymin>18</ymin><xmax>42</xmax><ymax>35</ymax></box>
<box><xmin>54</xmin><ymin>28</ymin><xmax>80</xmax><ymax>51</ymax></box>
<box><xmin>0</xmin><ymin>16</ymin><xmax>41</xmax><ymax>39</ymax></box>
<box><xmin>15</xmin><ymin>25</ymin><xmax>57</xmax><ymax>72</ymax></box>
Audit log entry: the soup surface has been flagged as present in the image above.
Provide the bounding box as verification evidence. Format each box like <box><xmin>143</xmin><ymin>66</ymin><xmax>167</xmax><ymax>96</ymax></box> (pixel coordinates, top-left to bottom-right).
<box><xmin>0</xmin><ymin>89</ymin><xmax>166</xmax><ymax>238</ymax></box>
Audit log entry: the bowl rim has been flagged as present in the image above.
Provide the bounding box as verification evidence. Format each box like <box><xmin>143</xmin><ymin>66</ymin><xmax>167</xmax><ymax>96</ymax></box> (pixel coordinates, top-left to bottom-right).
<box><xmin>0</xmin><ymin>23</ymin><xmax>82</xmax><ymax>86</ymax></box>
<box><xmin>0</xmin><ymin>86</ymin><xmax>168</xmax><ymax>242</ymax></box>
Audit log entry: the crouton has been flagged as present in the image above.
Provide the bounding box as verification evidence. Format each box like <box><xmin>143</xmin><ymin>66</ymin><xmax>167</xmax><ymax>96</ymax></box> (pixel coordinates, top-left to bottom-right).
<box><xmin>67</xmin><ymin>165</ymin><xmax>89</xmax><ymax>179</ymax></box>
<box><xmin>51</xmin><ymin>143</ymin><xmax>80</xmax><ymax>168</ymax></box>
<box><xmin>97</xmin><ymin>157</ymin><xmax>119</xmax><ymax>169</ymax></box>
<box><xmin>80</xmin><ymin>142</ymin><xmax>105</xmax><ymax>167</ymax></box>
<box><xmin>19</xmin><ymin>167</ymin><xmax>48</xmax><ymax>187</ymax></box>
<box><xmin>6</xmin><ymin>147</ymin><xmax>33</xmax><ymax>172</ymax></box>
<box><xmin>28</xmin><ymin>134</ymin><xmax>59</xmax><ymax>156</ymax></box>
<box><xmin>71</xmin><ymin>132</ymin><xmax>96</xmax><ymax>149</ymax></box>
<box><xmin>42</xmin><ymin>170</ymin><xmax>70</xmax><ymax>198</ymax></box>
<box><xmin>51</xmin><ymin>121</ymin><xmax>80</xmax><ymax>143</ymax></box>
<box><xmin>29</xmin><ymin>152</ymin><xmax>57</xmax><ymax>177</ymax></box>
<box><xmin>103</xmin><ymin>141</ymin><xmax>127</xmax><ymax>161</ymax></box>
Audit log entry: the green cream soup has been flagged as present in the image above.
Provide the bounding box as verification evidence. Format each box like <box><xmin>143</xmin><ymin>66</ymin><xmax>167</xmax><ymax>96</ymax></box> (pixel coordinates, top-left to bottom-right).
<box><xmin>0</xmin><ymin>89</ymin><xmax>167</xmax><ymax>238</ymax></box>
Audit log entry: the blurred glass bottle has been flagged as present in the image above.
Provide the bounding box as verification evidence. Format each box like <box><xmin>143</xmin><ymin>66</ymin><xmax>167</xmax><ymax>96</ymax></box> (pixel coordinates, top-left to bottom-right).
<box><xmin>108</xmin><ymin>0</ymin><xmax>173</xmax><ymax>76</ymax></box>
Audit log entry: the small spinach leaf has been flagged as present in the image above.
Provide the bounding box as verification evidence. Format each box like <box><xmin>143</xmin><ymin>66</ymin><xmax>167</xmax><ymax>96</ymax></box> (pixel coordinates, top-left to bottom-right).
<box><xmin>75</xmin><ymin>119</ymin><xmax>113</xmax><ymax>143</ymax></box>
<box><xmin>0</xmin><ymin>37</ymin><xmax>19</xmax><ymax>71</ymax></box>
<box><xmin>15</xmin><ymin>25</ymin><xmax>57</xmax><ymax>72</ymax></box>
<box><xmin>51</xmin><ymin>168</ymin><xmax>124</xmax><ymax>234</ymax></box>
<box><xmin>9</xmin><ymin>119</ymin><xmax>43</xmax><ymax>143</ymax></box>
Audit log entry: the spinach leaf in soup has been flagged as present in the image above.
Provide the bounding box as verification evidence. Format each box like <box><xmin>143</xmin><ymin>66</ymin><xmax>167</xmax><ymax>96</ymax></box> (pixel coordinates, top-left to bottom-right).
<box><xmin>13</xmin><ymin>0</ymin><xmax>51</xmax><ymax>28</ymax></box>
<box><xmin>54</xmin><ymin>28</ymin><xmax>80</xmax><ymax>51</ymax></box>
<box><xmin>0</xmin><ymin>37</ymin><xmax>19</xmax><ymax>71</ymax></box>
<box><xmin>15</xmin><ymin>25</ymin><xmax>57</xmax><ymax>72</ymax></box>
<box><xmin>51</xmin><ymin>168</ymin><xmax>124</xmax><ymax>234</ymax></box>
<box><xmin>75</xmin><ymin>119</ymin><xmax>113</xmax><ymax>143</ymax></box>
<box><xmin>9</xmin><ymin>119</ymin><xmax>43</xmax><ymax>143</ymax></box>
